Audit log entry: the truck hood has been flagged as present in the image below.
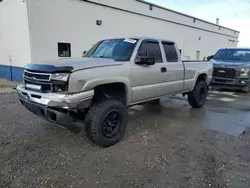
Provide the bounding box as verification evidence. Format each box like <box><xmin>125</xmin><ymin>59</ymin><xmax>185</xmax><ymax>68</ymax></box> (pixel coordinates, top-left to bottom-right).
<box><xmin>25</xmin><ymin>58</ymin><xmax>122</xmax><ymax>73</ymax></box>
<box><xmin>211</xmin><ymin>59</ymin><xmax>250</xmax><ymax>68</ymax></box>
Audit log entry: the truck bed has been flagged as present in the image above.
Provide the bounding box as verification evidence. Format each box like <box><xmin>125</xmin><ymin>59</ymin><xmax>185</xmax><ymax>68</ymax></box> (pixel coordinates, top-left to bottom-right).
<box><xmin>182</xmin><ymin>60</ymin><xmax>213</xmax><ymax>91</ymax></box>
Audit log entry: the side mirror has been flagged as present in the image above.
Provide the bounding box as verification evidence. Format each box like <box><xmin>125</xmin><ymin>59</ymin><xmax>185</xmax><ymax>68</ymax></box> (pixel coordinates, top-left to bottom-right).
<box><xmin>203</xmin><ymin>57</ymin><xmax>208</xmax><ymax>61</ymax></box>
<box><xmin>82</xmin><ymin>51</ymin><xmax>87</xmax><ymax>57</ymax></box>
<box><xmin>207</xmin><ymin>55</ymin><xmax>214</xmax><ymax>61</ymax></box>
<box><xmin>135</xmin><ymin>52</ymin><xmax>155</xmax><ymax>65</ymax></box>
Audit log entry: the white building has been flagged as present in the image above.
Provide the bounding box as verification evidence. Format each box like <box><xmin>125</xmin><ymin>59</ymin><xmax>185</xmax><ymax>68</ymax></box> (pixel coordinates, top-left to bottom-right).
<box><xmin>0</xmin><ymin>0</ymin><xmax>239</xmax><ymax>81</ymax></box>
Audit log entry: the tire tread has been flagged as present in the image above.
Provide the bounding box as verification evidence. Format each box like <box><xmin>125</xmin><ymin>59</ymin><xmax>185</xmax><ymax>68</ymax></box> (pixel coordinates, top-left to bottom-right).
<box><xmin>85</xmin><ymin>99</ymin><xmax>127</xmax><ymax>147</ymax></box>
<box><xmin>188</xmin><ymin>80</ymin><xmax>208</xmax><ymax>108</ymax></box>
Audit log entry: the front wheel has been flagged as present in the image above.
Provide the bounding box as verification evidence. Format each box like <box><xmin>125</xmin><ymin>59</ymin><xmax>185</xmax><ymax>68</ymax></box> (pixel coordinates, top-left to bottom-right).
<box><xmin>85</xmin><ymin>99</ymin><xmax>128</xmax><ymax>147</ymax></box>
<box><xmin>188</xmin><ymin>80</ymin><xmax>208</xmax><ymax>108</ymax></box>
<box><xmin>242</xmin><ymin>85</ymin><xmax>250</xmax><ymax>93</ymax></box>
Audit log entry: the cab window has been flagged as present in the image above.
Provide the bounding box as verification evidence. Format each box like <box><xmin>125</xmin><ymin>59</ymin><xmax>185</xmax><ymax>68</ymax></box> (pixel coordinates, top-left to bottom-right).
<box><xmin>162</xmin><ymin>43</ymin><xmax>178</xmax><ymax>62</ymax></box>
<box><xmin>138</xmin><ymin>41</ymin><xmax>163</xmax><ymax>63</ymax></box>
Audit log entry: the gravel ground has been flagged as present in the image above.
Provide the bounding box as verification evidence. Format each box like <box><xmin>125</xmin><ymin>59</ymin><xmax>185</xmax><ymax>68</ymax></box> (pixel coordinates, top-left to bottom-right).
<box><xmin>1</xmin><ymin>90</ymin><xmax>250</xmax><ymax>188</ymax></box>
<box><xmin>0</xmin><ymin>79</ymin><xmax>19</xmax><ymax>94</ymax></box>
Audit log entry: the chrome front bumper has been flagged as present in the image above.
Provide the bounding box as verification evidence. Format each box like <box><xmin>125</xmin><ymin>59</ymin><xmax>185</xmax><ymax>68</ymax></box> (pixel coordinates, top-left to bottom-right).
<box><xmin>17</xmin><ymin>85</ymin><xmax>94</xmax><ymax>109</ymax></box>
<box><xmin>17</xmin><ymin>85</ymin><xmax>94</xmax><ymax>133</ymax></box>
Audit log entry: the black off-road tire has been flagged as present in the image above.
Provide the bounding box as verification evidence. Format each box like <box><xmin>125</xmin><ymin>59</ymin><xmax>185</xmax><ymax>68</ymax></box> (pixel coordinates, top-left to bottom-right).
<box><xmin>242</xmin><ymin>85</ymin><xmax>250</xmax><ymax>93</ymax></box>
<box><xmin>188</xmin><ymin>80</ymin><xmax>208</xmax><ymax>108</ymax></box>
<box><xmin>85</xmin><ymin>99</ymin><xmax>128</xmax><ymax>147</ymax></box>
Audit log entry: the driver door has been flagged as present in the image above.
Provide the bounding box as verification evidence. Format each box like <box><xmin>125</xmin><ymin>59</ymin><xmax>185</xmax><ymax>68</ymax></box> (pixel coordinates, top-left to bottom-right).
<box><xmin>131</xmin><ymin>40</ymin><xmax>168</xmax><ymax>103</ymax></box>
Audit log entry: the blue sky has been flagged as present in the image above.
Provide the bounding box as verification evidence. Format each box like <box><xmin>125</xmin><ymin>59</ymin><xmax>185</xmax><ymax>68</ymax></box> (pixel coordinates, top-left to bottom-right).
<box><xmin>149</xmin><ymin>0</ymin><xmax>250</xmax><ymax>47</ymax></box>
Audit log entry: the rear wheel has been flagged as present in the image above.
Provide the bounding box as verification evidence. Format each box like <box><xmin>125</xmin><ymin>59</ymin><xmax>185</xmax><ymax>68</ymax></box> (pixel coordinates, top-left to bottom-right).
<box><xmin>85</xmin><ymin>99</ymin><xmax>128</xmax><ymax>147</ymax></box>
<box><xmin>188</xmin><ymin>80</ymin><xmax>208</xmax><ymax>108</ymax></box>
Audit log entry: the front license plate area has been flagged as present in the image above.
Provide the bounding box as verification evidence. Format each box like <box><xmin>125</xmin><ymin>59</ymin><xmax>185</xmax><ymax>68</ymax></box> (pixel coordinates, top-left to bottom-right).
<box><xmin>25</xmin><ymin>84</ymin><xmax>42</xmax><ymax>91</ymax></box>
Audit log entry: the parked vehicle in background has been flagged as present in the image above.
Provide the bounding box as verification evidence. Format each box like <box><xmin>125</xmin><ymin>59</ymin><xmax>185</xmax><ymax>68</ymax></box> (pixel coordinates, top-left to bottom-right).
<box><xmin>17</xmin><ymin>37</ymin><xmax>213</xmax><ymax>147</ymax></box>
<box><xmin>210</xmin><ymin>48</ymin><xmax>250</xmax><ymax>92</ymax></box>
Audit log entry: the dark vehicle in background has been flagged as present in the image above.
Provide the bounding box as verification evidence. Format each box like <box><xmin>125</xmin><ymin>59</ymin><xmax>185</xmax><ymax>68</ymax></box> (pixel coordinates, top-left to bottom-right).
<box><xmin>210</xmin><ymin>48</ymin><xmax>250</xmax><ymax>92</ymax></box>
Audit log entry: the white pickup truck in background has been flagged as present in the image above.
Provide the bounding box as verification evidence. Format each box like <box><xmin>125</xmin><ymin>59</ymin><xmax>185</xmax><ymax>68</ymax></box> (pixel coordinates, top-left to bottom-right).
<box><xmin>17</xmin><ymin>37</ymin><xmax>213</xmax><ymax>147</ymax></box>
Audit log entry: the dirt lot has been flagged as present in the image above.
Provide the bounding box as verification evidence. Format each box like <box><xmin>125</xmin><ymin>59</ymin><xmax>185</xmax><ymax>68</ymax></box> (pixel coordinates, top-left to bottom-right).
<box><xmin>0</xmin><ymin>79</ymin><xmax>18</xmax><ymax>94</ymax></box>
<box><xmin>1</xmin><ymin>89</ymin><xmax>250</xmax><ymax>188</ymax></box>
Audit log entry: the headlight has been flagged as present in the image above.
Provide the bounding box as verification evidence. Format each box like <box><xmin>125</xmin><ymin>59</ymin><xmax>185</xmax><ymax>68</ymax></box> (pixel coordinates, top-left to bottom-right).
<box><xmin>50</xmin><ymin>73</ymin><xmax>70</xmax><ymax>82</ymax></box>
<box><xmin>240</xmin><ymin>68</ymin><xmax>249</xmax><ymax>76</ymax></box>
<box><xmin>50</xmin><ymin>73</ymin><xmax>70</xmax><ymax>92</ymax></box>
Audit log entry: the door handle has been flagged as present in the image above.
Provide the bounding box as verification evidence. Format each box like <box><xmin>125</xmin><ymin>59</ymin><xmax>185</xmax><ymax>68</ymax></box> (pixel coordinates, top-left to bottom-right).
<box><xmin>161</xmin><ymin>67</ymin><xmax>167</xmax><ymax>73</ymax></box>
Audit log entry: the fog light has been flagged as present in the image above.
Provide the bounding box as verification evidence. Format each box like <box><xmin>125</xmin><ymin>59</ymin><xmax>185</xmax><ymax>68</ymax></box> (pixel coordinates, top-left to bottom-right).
<box><xmin>241</xmin><ymin>81</ymin><xmax>245</xmax><ymax>84</ymax></box>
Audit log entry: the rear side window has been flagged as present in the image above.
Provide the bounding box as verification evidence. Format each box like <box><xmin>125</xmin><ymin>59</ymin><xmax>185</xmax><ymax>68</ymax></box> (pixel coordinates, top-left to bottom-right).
<box><xmin>138</xmin><ymin>42</ymin><xmax>163</xmax><ymax>63</ymax></box>
<box><xmin>163</xmin><ymin>43</ymin><xmax>178</xmax><ymax>62</ymax></box>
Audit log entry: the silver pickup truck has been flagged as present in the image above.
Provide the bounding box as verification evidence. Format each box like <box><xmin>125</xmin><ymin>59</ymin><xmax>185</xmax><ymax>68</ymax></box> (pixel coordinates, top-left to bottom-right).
<box><xmin>17</xmin><ymin>37</ymin><xmax>213</xmax><ymax>147</ymax></box>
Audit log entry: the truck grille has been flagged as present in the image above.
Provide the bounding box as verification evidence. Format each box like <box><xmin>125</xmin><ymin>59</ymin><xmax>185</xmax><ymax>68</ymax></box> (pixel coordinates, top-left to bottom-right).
<box><xmin>24</xmin><ymin>71</ymin><xmax>51</xmax><ymax>81</ymax></box>
<box><xmin>24</xmin><ymin>71</ymin><xmax>52</xmax><ymax>92</ymax></box>
<box><xmin>213</xmin><ymin>67</ymin><xmax>236</xmax><ymax>79</ymax></box>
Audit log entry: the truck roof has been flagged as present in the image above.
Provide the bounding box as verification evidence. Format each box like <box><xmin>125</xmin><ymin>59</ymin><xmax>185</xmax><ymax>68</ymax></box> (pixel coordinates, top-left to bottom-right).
<box><xmin>220</xmin><ymin>48</ymin><xmax>250</xmax><ymax>50</ymax></box>
<box><xmin>132</xmin><ymin>36</ymin><xmax>175</xmax><ymax>43</ymax></box>
<box><xmin>105</xmin><ymin>36</ymin><xmax>175</xmax><ymax>43</ymax></box>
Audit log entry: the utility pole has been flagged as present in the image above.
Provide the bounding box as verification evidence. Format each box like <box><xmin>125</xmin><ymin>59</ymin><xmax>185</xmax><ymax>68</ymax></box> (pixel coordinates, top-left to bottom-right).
<box><xmin>9</xmin><ymin>55</ymin><xmax>12</xmax><ymax>81</ymax></box>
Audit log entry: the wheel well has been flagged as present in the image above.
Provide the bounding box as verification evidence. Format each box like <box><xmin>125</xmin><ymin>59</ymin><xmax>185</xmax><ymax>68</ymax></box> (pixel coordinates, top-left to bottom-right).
<box><xmin>93</xmin><ymin>83</ymin><xmax>127</xmax><ymax>105</ymax></box>
<box><xmin>184</xmin><ymin>73</ymin><xmax>208</xmax><ymax>96</ymax></box>
<box><xmin>197</xmin><ymin>73</ymin><xmax>207</xmax><ymax>82</ymax></box>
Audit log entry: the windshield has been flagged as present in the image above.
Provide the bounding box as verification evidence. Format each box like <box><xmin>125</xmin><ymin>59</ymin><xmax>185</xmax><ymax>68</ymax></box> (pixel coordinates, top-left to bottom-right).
<box><xmin>212</xmin><ymin>49</ymin><xmax>250</xmax><ymax>62</ymax></box>
<box><xmin>85</xmin><ymin>38</ymin><xmax>138</xmax><ymax>61</ymax></box>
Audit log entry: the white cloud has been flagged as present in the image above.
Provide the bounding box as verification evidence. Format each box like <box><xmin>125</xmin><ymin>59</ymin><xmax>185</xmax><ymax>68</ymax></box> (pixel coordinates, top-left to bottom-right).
<box><xmin>150</xmin><ymin>0</ymin><xmax>250</xmax><ymax>47</ymax></box>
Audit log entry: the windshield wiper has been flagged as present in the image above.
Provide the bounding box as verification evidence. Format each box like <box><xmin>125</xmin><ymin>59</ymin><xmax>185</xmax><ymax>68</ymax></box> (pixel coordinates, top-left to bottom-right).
<box><xmin>93</xmin><ymin>56</ymin><xmax>110</xmax><ymax>59</ymax></box>
<box><xmin>230</xmin><ymin>58</ymin><xmax>246</xmax><ymax>61</ymax></box>
<box><xmin>213</xmin><ymin>58</ymin><xmax>246</xmax><ymax>61</ymax></box>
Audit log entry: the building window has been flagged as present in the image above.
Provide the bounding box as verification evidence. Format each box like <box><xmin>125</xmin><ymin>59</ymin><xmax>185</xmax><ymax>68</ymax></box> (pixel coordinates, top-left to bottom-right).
<box><xmin>193</xmin><ymin>18</ymin><xmax>196</xmax><ymax>23</ymax></box>
<box><xmin>58</xmin><ymin>43</ymin><xmax>71</xmax><ymax>57</ymax></box>
<box><xmin>149</xmin><ymin>4</ymin><xmax>153</xmax><ymax>10</ymax></box>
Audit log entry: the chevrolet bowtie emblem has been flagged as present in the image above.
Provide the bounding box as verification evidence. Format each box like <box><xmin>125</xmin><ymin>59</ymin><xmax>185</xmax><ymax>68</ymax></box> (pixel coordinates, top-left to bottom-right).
<box><xmin>31</xmin><ymin>77</ymin><xmax>37</xmax><ymax>83</ymax></box>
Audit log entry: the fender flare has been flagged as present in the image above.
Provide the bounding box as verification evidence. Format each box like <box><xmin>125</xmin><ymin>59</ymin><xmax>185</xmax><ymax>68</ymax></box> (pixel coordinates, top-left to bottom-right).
<box><xmin>82</xmin><ymin>77</ymin><xmax>131</xmax><ymax>106</ymax></box>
